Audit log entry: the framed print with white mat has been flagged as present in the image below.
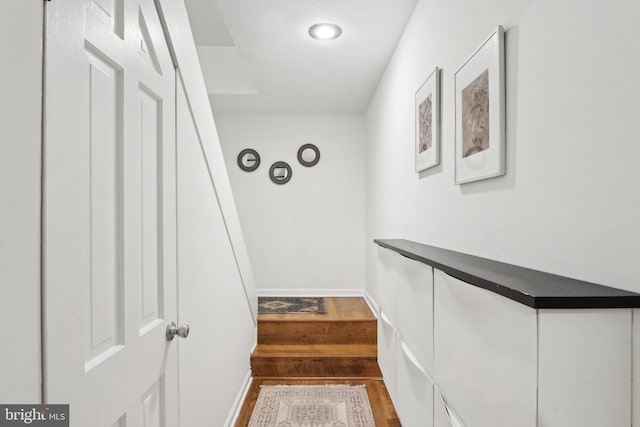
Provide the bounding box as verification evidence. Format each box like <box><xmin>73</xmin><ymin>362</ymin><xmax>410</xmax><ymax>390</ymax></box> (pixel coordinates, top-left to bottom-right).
<box><xmin>415</xmin><ymin>67</ymin><xmax>441</xmax><ymax>172</ymax></box>
<box><xmin>455</xmin><ymin>26</ymin><xmax>505</xmax><ymax>184</ymax></box>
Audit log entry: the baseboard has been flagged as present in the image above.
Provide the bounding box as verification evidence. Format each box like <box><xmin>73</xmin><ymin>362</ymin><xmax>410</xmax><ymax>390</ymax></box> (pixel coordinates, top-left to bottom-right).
<box><xmin>363</xmin><ymin>290</ymin><xmax>380</xmax><ymax>319</ymax></box>
<box><xmin>257</xmin><ymin>288</ymin><xmax>364</xmax><ymax>297</ymax></box>
<box><xmin>224</xmin><ymin>369</ymin><xmax>253</xmax><ymax>427</ymax></box>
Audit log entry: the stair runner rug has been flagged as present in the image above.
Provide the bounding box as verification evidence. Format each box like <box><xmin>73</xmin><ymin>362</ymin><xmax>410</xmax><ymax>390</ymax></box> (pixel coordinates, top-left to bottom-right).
<box><xmin>248</xmin><ymin>385</ymin><xmax>375</xmax><ymax>427</ymax></box>
<box><xmin>258</xmin><ymin>297</ymin><xmax>327</xmax><ymax>314</ymax></box>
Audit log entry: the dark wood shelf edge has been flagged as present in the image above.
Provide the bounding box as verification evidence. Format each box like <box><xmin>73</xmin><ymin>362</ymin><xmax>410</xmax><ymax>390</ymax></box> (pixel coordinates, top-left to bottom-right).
<box><xmin>374</xmin><ymin>239</ymin><xmax>640</xmax><ymax>309</ymax></box>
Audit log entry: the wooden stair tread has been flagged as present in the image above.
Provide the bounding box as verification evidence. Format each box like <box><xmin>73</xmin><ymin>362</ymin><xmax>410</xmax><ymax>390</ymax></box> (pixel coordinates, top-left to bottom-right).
<box><xmin>252</xmin><ymin>344</ymin><xmax>377</xmax><ymax>357</ymax></box>
<box><xmin>258</xmin><ymin>318</ymin><xmax>375</xmax><ymax>323</ymax></box>
<box><xmin>258</xmin><ymin>297</ymin><xmax>375</xmax><ymax>322</ymax></box>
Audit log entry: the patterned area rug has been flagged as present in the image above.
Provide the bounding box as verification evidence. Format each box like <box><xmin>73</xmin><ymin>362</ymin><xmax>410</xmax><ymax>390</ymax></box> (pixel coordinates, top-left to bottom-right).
<box><xmin>258</xmin><ymin>297</ymin><xmax>327</xmax><ymax>314</ymax></box>
<box><xmin>248</xmin><ymin>385</ymin><xmax>375</xmax><ymax>427</ymax></box>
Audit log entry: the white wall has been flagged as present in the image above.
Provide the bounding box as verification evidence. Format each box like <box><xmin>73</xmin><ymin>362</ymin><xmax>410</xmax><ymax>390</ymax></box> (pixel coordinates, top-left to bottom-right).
<box><xmin>217</xmin><ymin>114</ymin><xmax>366</xmax><ymax>295</ymax></box>
<box><xmin>365</xmin><ymin>0</ymin><xmax>640</xmax><ymax>304</ymax></box>
<box><xmin>176</xmin><ymin>78</ymin><xmax>255</xmax><ymax>426</ymax></box>
<box><xmin>365</xmin><ymin>0</ymin><xmax>640</xmax><ymax>421</ymax></box>
<box><xmin>0</xmin><ymin>0</ymin><xmax>43</xmax><ymax>403</ymax></box>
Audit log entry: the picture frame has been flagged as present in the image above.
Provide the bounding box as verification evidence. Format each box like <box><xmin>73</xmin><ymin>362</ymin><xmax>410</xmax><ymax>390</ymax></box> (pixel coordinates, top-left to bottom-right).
<box><xmin>454</xmin><ymin>26</ymin><xmax>505</xmax><ymax>184</ymax></box>
<box><xmin>415</xmin><ymin>67</ymin><xmax>441</xmax><ymax>172</ymax></box>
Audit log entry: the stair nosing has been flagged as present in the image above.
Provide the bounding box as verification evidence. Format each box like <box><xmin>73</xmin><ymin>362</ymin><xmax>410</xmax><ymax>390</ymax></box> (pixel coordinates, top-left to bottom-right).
<box><xmin>252</xmin><ymin>354</ymin><xmax>377</xmax><ymax>359</ymax></box>
<box><xmin>257</xmin><ymin>319</ymin><xmax>376</xmax><ymax>324</ymax></box>
<box><xmin>251</xmin><ymin>376</ymin><xmax>384</xmax><ymax>381</ymax></box>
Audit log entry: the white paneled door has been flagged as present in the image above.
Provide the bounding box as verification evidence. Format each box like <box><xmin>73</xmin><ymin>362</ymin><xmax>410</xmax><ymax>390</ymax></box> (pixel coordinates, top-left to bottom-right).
<box><xmin>43</xmin><ymin>0</ymin><xmax>178</xmax><ymax>425</ymax></box>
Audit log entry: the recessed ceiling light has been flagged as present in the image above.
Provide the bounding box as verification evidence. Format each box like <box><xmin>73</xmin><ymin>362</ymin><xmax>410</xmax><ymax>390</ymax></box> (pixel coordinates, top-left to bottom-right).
<box><xmin>308</xmin><ymin>23</ymin><xmax>342</xmax><ymax>41</ymax></box>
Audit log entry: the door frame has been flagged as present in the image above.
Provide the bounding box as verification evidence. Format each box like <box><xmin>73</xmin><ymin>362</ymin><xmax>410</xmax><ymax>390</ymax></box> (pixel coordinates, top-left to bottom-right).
<box><xmin>0</xmin><ymin>0</ymin><xmax>44</xmax><ymax>405</ymax></box>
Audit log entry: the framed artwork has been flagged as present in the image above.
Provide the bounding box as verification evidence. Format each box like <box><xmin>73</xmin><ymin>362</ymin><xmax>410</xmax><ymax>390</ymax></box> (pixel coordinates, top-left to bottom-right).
<box><xmin>454</xmin><ymin>26</ymin><xmax>505</xmax><ymax>184</ymax></box>
<box><xmin>415</xmin><ymin>67</ymin><xmax>441</xmax><ymax>172</ymax></box>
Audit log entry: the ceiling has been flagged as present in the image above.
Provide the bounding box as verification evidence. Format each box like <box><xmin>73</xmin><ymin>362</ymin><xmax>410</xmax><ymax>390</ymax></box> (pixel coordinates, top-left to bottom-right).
<box><xmin>184</xmin><ymin>0</ymin><xmax>418</xmax><ymax>114</ymax></box>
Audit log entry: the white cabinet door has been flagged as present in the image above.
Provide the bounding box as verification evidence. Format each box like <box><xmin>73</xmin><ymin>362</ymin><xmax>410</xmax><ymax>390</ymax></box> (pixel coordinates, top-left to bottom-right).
<box><xmin>396</xmin><ymin>340</ymin><xmax>434</xmax><ymax>427</ymax></box>
<box><xmin>434</xmin><ymin>388</ymin><xmax>466</xmax><ymax>427</ymax></box>
<box><xmin>43</xmin><ymin>0</ymin><xmax>178</xmax><ymax>425</ymax></box>
<box><xmin>378</xmin><ymin>245</ymin><xmax>434</xmax><ymax>374</ymax></box>
<box><xmin>396</xmin><ymin>255</ymin><xmax>434</xmax><ymax>376</ymax></box>
<box><xmin>635</xmin><ymin>309</ymin><xmax>640</xmax><ymax>427</ymax></box>
<box><xmin>378</xmin><ymin>310</ymin><xmax>398</xmax><ymax>401</ymax></box>
<box><xmin>377</xmin><ymin>246</ymin><xmax>400</xmax><ymax>327</ymax></box>
<box><xmin>537</xmin><ymin>309</ymin><xmax>632</xmax><ymax>426</ymax></box>
<box><xmin>433</xmin><ymin>270</ymin><xmax>537</xmax><ymax>427</ymax></box>
<box><xmin>433</xmin><ymin>389</ymin><xmax>450</xmax><ymax>427</ymax></box>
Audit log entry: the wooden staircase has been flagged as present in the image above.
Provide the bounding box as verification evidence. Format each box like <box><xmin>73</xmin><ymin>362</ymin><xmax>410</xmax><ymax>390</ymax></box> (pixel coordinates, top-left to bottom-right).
<box><xmin>235</xmin><ymin>297</ymin><xmax>400</xmax><ymax>426</ymax></box>
<box><xmin>251</xmin><ymin>297</ymin><xmax>382</xmax><ymax>379</ymax></box>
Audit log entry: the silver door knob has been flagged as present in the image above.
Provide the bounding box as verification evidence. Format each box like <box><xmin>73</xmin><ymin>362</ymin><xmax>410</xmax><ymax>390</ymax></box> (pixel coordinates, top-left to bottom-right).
<box><xmin>166</xmin><ymin>321</ymin><xmax>190</xmax><ymax>341</ymax></box>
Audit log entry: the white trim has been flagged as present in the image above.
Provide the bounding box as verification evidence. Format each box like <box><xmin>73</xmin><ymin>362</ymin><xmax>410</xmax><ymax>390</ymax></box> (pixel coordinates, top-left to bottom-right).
<box><xmin>1</xmin><ymin>0</ymin><xmax>43</xmax><ymax>404</ymax></box>
<box><xmin>363</xmin><ymin>290</ymin><xmax>380</xmax><ymax>319</ymax></box>
<box><xmin>257</xmin><ymin>288</ymin><xmax>364</xmax><ymax>297</ymax></box>
<box><xmin>224</xmin><ymin>369</ymin><xmax>253</xmax><ymax>427</ymax></box>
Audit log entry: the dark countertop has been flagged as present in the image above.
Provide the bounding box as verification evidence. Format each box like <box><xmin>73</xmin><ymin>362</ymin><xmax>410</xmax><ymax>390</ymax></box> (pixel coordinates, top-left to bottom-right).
<box><xmin>374</xmin><ymin>239</ymin><xmax>640</xmax><ymax>309</ymax></box>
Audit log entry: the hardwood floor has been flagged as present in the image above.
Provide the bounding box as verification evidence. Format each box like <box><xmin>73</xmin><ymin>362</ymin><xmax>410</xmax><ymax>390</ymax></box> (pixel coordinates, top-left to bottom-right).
<box><xmin>234</xmin><ymin>297</ymin><xmax>401</xmax><ymax>426</ymax></box>
<box><xmin>234</xmin><ymin>379</ymin><xmax>401</xmax><ymax>427</ymax></box>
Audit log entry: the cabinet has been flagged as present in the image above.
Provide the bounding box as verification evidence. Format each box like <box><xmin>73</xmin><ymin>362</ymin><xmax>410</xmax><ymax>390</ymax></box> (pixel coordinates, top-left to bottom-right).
<box><xmin>376</xmin><ymin>246</ymin><xmax>435</xmax><ymax>426</ymax></box>
<box><xmin>536</xmin><ymin>309</ymin><xmax>631</xmax><ymax>426</ymax></box>
<box><xmin>374</xmin><ymin>239</ymin><xmax>639</xmax><ymax>427</ymax></box>
<box><xmin>434</xmin><ymin>270</ymin><xmax>537</xmax><ymax>427</ymax></box>
<box><xmin>396</xmin><ymin>341</ymin><xmax>434</xmax><ymax>426</ymax></box>
<box><xmin>377</xmin><ymin>310</ymin><xmax>398</xmax><ymax>402</ymax></box>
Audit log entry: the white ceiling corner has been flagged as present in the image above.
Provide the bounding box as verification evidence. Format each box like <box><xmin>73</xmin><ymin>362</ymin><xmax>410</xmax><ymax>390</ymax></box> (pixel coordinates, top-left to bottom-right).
<box><xmin>184</xmin><ymin>0</ymin><xmax>234</xmax><ymax>46</ymax></box>
<box><xmin>196</xmin><ymin>46</ymin><xmax>259</xmax><ymax>95</ymax></box>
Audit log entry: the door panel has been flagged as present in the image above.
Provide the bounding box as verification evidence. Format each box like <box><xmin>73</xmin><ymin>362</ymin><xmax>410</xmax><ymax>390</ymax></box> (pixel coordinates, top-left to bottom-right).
<box><xmin>85</xmin><ymin>47</ymin><xmax>123</xmax><ymax>369</ymax></box>
<box><xmin>140</xmin><ymin>380</ymin><xmax>165</xmax><ymax>427</ymax></box>
<box><xmin>138</xmin><ymin>85</ymin><xmax>162</xmax><ymax>334</ymax></box>
<box><xmin>91</xmin><ymin>0</ymin><xmax>124</xmax><ymax>37</ymax></box>
<box><xmin>43</xmin><ymin>0</ymin><xmax>177</xmax><ymax>425</ymax></box>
